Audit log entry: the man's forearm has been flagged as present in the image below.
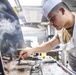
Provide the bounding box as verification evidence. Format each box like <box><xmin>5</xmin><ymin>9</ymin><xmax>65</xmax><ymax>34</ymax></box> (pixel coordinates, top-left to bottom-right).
<box><xmin>32</xmin><ymin>42</ymin><xmax>53</xmax><ymax>53</ymax></box>
<box><xmin>32</xmin><ymin>37</ymin><xmax>60</xmax><ymax>53</ymax></box>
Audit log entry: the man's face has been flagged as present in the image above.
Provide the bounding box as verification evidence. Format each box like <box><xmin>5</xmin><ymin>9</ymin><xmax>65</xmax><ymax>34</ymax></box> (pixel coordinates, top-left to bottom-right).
<box><xmin>47</xmin><ymin>10</ymin><xmax>66</xmax><ymax>30</ymax></box>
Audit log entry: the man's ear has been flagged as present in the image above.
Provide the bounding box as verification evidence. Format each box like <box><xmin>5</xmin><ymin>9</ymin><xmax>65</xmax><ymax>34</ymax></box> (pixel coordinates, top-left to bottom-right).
<box><xmin>59</xmin><ymin>7</ymin><xmax>65</xmax><ymax>15</ymax></box>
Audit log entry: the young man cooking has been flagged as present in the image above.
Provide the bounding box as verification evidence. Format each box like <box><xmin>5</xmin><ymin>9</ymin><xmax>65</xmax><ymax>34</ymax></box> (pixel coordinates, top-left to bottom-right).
<box><xmin>19</xmin><ymin>0</ymin><xmax>76</xmax><ymax>72</ymax></box>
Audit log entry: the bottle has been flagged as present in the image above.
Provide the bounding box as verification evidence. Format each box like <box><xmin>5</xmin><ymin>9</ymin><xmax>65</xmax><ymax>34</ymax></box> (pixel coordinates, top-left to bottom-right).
<box><xmin>41</xmin><ymin>52</ymin><xmax>46</xmax><ymax>59</ymax></box>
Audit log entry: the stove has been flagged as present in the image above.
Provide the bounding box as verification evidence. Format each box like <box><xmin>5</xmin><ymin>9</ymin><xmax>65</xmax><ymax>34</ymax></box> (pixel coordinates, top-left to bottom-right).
<box><xmin>2</xmin><ymin>56</ymin><xmax>75</xmax><ymax>75</ymax></box>
<box><xmin>31</xmin><ymin>64</ymin><xmax>42</xmax><ymax>75</ymax></box>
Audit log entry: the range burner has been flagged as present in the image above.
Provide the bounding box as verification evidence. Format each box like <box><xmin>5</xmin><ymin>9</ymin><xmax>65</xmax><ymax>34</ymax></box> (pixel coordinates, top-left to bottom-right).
<box><xmin>31</xmin><ymin>64</ymin><xmax>42</xmax><ymax>75</ymax></box>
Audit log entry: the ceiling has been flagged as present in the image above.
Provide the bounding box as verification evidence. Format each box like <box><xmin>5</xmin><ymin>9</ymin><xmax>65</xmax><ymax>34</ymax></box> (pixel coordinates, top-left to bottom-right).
<box><xmin>8</xmin><ymin>0</ymin><xmax>76</xmax><ymax>25</ymax></box>
<box><xmin>18</xmin><ymin>0</ymin><xmax>76</xmax><ymax>24</ymax></box>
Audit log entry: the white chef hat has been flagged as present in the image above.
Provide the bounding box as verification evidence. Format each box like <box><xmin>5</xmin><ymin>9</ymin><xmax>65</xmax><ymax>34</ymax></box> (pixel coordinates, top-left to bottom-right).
<box><xmin>42</xmin><ymin>0</ymin><xmax>62</xmax><ymax>17</ymax></box>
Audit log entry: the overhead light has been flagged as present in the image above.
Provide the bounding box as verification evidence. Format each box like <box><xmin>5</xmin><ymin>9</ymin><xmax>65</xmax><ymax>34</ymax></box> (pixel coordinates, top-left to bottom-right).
<box><xmin>19</xmin><ymin>0</ymin><xmax>42</xmax><ymax>6</ymax></box>
<box><xmin>41</xmin><ymin>22</ymin><xmax>49</xmax><ymax>25</ymax></box>
<box><xmin>37</xmin><ymin>25</ymin><xmax>47</xmax><ymax>31</ymax></box>
<box><xmin>41</xmin><ymin>15</ymin><xmax>49</xmax><ymax>25</ymax></box>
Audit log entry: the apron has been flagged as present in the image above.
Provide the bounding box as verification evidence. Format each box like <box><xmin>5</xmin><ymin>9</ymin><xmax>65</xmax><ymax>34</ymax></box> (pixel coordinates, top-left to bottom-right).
<box><xmin>58</xmin><ymin>13</ymin><xmax>76</xmax><ymax>71</ymax></box>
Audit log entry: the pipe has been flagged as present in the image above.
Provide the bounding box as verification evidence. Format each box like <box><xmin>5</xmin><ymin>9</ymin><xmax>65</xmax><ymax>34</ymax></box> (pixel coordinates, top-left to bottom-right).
<box><xmin>56</xmin><ymin>61</ymin><xmax>75</xmax><ymax>75</ymax></box>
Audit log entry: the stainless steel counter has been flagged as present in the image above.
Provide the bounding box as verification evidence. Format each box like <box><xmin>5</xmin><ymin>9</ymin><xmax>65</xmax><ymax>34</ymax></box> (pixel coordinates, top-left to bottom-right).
<box><xmin>2</xmin><ymin>56</ymin><xmax>75</xmax><ymax>75</ymax></box>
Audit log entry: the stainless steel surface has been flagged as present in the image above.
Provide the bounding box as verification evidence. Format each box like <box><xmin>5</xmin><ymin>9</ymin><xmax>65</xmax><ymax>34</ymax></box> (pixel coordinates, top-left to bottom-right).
<box><xmin>2</xmin><ymin>56</ymin><xmax>75</xmax><ymax>75</ymax></box>
<box><xmin>56</xmin><ymin>61</ymin><xmax>76</xmax><ymax>75</ymax></box>
<box><xmin>41</xmin><ymin>63</ymin><xmax>68</xmax><ymax>75</ymax></box>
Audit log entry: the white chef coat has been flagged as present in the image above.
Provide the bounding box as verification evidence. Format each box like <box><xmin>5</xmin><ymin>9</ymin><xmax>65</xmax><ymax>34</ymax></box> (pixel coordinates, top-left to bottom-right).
<box><xmin>57</xmin><ymin>13</ymin><xmax>76</xmax><ymax>72</ymax></box>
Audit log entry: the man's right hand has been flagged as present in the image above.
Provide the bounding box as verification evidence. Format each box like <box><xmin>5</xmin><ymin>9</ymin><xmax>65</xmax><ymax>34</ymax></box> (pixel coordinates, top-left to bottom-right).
<box><xmin>19</xmin><ymin>49</ymin><xmax>33</xmax><ymax>59</ymax></box>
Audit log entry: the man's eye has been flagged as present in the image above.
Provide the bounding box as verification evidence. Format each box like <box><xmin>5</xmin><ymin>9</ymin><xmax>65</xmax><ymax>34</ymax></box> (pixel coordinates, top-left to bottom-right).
<box><xmin>50</xmin><ymin>17</ymin><xmax>55</xmax><ymax>21</ymax></box>
<box><xmin>49</xmin><ymin>16</ymin><xmax>55</xmax><ymax>22</ymax></box>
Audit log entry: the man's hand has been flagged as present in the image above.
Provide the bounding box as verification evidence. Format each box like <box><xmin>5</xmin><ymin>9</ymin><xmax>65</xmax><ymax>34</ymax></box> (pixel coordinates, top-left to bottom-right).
<box><xmin>19</xmin><ymin>49</ymin><xmax>33</xmax><ymax>60</ymax></box>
